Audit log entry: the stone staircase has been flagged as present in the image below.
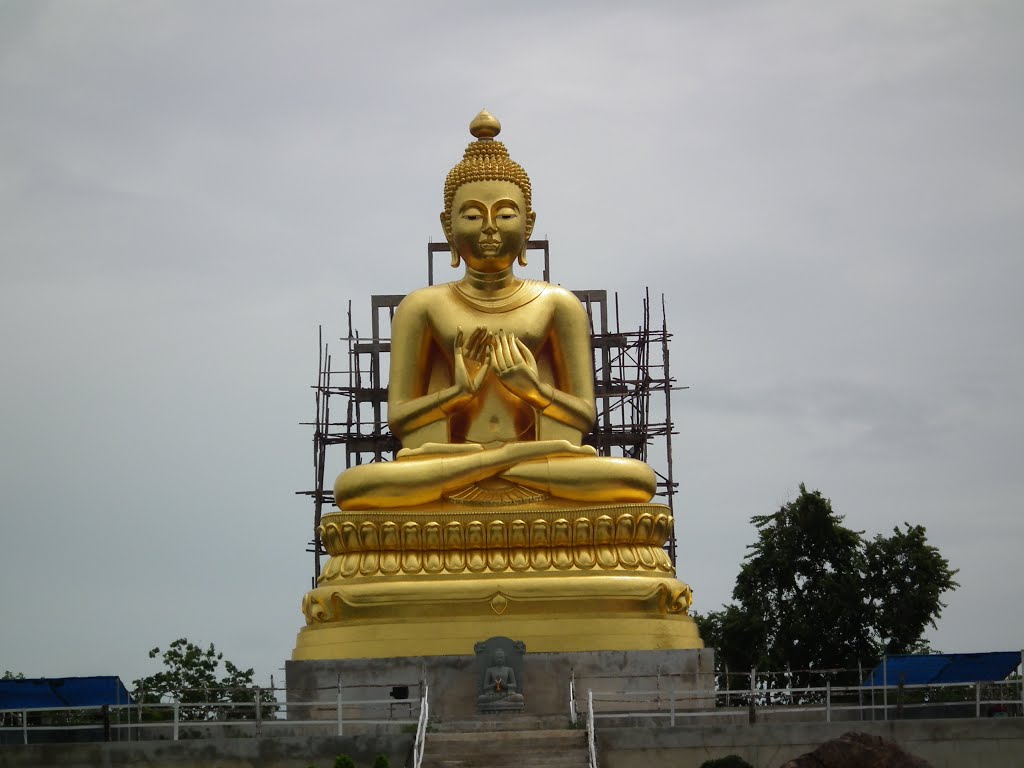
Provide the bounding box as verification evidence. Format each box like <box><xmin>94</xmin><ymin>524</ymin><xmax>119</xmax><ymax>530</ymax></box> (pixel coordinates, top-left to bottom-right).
<box><xmin>419</xmin><ymin>715</ymin><xmax>591</xmax><ymax>768</ymax></box>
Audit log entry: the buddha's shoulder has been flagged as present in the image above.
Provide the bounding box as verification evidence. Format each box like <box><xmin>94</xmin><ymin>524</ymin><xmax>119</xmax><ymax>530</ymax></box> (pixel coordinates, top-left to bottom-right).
<box><xmin>395</xmin><ymin>284</ymin><xmax>450</xmax><ymax>314</ymax></box>
<box><xmin>537</xmin><ymin>283</ymin><xmax>588</xmax><ymax>312</ymax></box>
<box><xmin>538</xmin><ymin>282</ymin><xmax>580</xmax><ymax>301</ymax></box>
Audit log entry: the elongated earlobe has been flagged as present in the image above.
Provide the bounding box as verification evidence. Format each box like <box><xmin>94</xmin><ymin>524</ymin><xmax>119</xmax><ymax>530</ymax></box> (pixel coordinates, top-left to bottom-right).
<box><xmin>521</xmin><ymin>211</ymin><xmax>536</xmax><ymax>267</ymax></box>
<box><xmin>440</xmin><ymin>211</ymin><xmax>457</xmax><ymax>266</ymax></box>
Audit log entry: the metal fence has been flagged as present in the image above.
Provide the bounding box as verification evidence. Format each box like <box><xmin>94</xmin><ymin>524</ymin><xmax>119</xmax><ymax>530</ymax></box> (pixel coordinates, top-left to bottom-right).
<box><xmin>574</xmin><ymin>678</ymin><xmax>1024</xmax><ymax>726</ymax></box>
<box><xmin>5</xmin><ymin>672</ymin><xmax>1022</xmax><ymax>746</ymax></box>
<box><xmin>0</xmin><ymin>683</ymin><xmax>424</xmax><ymax>746</ymax></box>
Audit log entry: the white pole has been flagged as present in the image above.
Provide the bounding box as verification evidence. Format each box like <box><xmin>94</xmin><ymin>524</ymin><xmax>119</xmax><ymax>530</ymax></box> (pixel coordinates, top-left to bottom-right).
<box><xmin>882</xmin><ymin>656</ymin><xmax>888</xmax><ymax>722</ymax></box>
<box><xmin>858</xmin><ymin>659</ymin><xmax>863</xmax><ymax>721</ymax></box>
<box><xmin>826</xmin><ymin>680</ymin><xmax>831</xmax><ymax>723</ymax></box>
<box><xmin>255</xmin><ymin>687</ymin><xmax>262</xmax><ymax>736</ymax></box>
<box><xmin>975</xmin><ymin>681</ymin><xmax>981</xmax><ymax>719</ymax></box>
<box><xmin>871</xmin><ymin>669</ymin><xmax>875</xmax><ymax>721</ymax></box>
<box><xmin>342</xmin><ymin>684</ymin><xmax>350</xmax><ymax>741</ymax></box>
<box><xmin>21</xmin><ymin>710</ymin><xmax>27</xmax><ymax>745</ymax></box>
<box><xmin>173</xmin><ymin>700</ymin><xmax>179</xmax><ymax>741</ymax></box>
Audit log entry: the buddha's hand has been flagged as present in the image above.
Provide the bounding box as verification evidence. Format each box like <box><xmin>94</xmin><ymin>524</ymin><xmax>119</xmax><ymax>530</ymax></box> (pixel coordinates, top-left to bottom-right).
<box><xmin>462</xmin><ymin>325</ymin><xmax>491</xmax><ymax>365</ymax></box>
<box><xmin>448</xmin><ymin>326</ymin><xmax>490</xmax><ymax>411</ymax></box>
<box><xmin>490</xmin><ymin>330</ymin><xmax>552</xmax><ymax>409</ymax></box>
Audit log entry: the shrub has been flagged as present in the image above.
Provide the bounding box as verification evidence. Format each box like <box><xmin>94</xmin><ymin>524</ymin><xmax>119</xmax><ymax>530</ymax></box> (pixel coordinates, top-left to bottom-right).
<box><xmin>700</xmin><ymin>757</ymin><xmax>754</xmax><ymax>768</ymax></box>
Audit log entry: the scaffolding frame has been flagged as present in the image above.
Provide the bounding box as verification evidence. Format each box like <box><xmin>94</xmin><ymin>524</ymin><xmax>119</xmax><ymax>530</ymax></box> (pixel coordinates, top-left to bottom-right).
<box><xmin>299</xmin><ymin>240</ymin><xmax>680</xmax><ymax>586</ymax></box>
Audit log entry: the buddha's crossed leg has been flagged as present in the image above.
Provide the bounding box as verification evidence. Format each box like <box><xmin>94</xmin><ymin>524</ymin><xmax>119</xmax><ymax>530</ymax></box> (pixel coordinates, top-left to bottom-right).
<box><xmin>334</xmin><ymin>440</ymin><xmax>653</xmax><ymax>509</ymax></box>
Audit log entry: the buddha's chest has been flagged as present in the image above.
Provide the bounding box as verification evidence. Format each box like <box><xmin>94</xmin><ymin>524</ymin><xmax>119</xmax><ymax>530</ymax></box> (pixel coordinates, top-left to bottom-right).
<box><xmin>426</xmin><ymin>302</ymin><xmax>555</xmax><ymax>351</ymax></box>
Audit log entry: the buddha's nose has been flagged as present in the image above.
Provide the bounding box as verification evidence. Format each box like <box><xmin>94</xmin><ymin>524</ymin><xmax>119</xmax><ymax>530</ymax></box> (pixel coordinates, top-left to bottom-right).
<box><xmin>482</xmin><ymin>216</ymin><xmax>497</xmax><ymax>234</ymax></box>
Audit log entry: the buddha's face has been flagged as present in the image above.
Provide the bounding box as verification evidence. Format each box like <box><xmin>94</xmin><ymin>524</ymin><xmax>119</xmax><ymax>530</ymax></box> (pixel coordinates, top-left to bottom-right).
<box><xmin>445</xmin><ymin>180</ymin><xmax>536</xmax><ymax>273</ymax></box>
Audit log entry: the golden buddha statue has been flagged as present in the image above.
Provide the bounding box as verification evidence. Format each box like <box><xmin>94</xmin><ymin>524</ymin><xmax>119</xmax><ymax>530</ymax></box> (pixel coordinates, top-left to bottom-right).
<box><xmin>292</xmin><ymin>111</ymin><xmax>702</xmax><ymax>661</ymax></box>
<box><xmin>335</xmin><ymin>109</ymin><xmax>655</xmax><ymax>510</ymax></box>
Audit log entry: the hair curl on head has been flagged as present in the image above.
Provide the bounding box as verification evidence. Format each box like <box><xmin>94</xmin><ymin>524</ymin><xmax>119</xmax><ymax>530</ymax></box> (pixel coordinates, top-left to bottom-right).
<box><xmin>442</xmin><ymin>147</ymin><xmax>532</xmax><ymax>241</ymax></box>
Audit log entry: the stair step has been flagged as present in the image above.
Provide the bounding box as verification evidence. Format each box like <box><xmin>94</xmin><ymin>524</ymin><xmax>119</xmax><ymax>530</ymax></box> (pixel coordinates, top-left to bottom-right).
<box><xmin>433</xmin><ymin>714</ymin><xmax>573</xmax><ymax>732</ymax></box>
<box><xmin>424</xmin><ymin>763</ymin><xmax>588</xmax><ymax>766</ymax></box>
<box><xmin>422</xmin><ymin>716</ymin><xmax>591</xmax><ymax>768</ymax></box>
<box><xmin>429</xmin><ymin>729</ymin><xmax>584</xmax><ymax>740</ymax></box>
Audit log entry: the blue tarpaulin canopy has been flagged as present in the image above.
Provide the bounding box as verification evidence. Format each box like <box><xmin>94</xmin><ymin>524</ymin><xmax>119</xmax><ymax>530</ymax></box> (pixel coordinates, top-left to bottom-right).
<box><xmin>0</xmin><ymin>677</ymin><xmax>133</xmax><ymax>710</ymax></box>
<box><xmin>863</xmin><ymin>652</ymin><xmax>1022</xmax><ymax>686</ymax></box>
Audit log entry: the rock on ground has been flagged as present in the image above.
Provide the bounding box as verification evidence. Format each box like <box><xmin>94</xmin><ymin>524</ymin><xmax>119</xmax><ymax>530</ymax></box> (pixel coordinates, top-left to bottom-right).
<box><xmin>780</xmin><ymin>730</ymin><xmax>932</xmax><ymax>768</ymax></box>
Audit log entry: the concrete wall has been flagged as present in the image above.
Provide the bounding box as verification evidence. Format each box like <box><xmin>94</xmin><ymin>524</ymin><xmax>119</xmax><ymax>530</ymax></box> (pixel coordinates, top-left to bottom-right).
<box><xmin>3</xmin><ymin>719</ymin><xmax>1024</xmax><ymax>767</ymax></box>
<box><xmin>286</xmin><ymin>648</ymin><xmax>714</xmax><ymax>721</ymax></box>
<box><xmin>598</xmin><ymin>718</ymin><xmax>1024</xmax><ymax>768</ymax></box>
<box><xmin>0</xmin><ymin>734</ymin><xmax>413</xmax><ymax>768</ymax></box>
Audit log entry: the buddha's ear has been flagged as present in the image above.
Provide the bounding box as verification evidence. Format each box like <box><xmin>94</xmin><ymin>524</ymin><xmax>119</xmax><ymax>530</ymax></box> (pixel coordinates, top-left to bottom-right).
<box><xmin>519</xmin><ymin>210</ymin><xmax>537</xmax><ymax>267</ymax></box>
<box><xmin>440</xmin><ymin>211</ymin><xmax>459</xmax><ymax>267</ymax></box>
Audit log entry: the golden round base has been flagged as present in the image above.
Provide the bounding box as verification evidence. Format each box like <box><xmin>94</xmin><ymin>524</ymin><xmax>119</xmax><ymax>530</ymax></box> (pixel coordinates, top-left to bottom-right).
<box><xmin>293</xmin><ymin>612</ymin><xmax>702</xmax><ymax>660</ymax></box>
<box><xmin>292</xmin><ymin>572</ymin><xmax>702</xmax><ymax>660</ymax></box>
<box><xmin>293</xmin><ymin>597</ymin><xmax>701</xmax><ymax>661</ymax></box>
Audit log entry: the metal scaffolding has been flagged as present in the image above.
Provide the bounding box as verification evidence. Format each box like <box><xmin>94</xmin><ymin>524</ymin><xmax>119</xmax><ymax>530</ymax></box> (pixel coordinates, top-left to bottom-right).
<box><xmin>299</xmin><ymin>240</ymin><xmax>681</xmax><ymax>586</ymax></box>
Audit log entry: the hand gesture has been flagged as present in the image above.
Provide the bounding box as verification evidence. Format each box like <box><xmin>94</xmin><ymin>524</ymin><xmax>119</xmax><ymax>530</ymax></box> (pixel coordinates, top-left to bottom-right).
<box><xmin>451</xmin><ymin>326</ymin><xmax>491</xmax><ymax>406</ymax></box>
<box><xmin>490</xmin><ymin>330</ymin><xmax>551</xmax><ymax>409</ymax></box>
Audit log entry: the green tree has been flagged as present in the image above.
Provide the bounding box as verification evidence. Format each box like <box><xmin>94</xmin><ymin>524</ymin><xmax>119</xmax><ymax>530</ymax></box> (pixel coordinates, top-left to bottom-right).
<box><xmin>697</xmin><ymin>484</ymin><xmax>958</xmax><ymax>693</ymax></box>
<box><xmin>866</xmin><ymin>523</ymin><xmax>959</xmax><ymax>655</ymax></box>
<box><xmin>2</xmin><ymin>671</ymin><xmax>26</xmax><ymax>680</ymax></box>
<box><xmin>132</xmin><ymin>638</ymin><xmax>276</xmax><ymax>721</ymax></box>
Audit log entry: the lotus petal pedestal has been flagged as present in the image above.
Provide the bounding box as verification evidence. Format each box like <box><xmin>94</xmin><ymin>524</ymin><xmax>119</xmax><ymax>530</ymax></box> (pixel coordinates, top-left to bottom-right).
<box><xmin>292</xmin><ymin>502</ymin><xmax>702</xmax><ymax>660</ymax></box>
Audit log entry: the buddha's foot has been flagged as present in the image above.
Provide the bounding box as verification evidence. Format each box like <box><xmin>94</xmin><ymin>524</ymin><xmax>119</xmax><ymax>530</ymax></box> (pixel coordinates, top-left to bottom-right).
<box><xmin>445</xmin><ymin>477</ymin><xmax>549</xmax><ymax>505</ymax></box>
<box><xmin>397</xmin><ymin>442</ymin><xmax>485</xmax><ymax>460</ymax></box>
<box><xmin>500</xmin><ymin>439</ymin><xmax>596</xmax><ymax>462</ymax></box>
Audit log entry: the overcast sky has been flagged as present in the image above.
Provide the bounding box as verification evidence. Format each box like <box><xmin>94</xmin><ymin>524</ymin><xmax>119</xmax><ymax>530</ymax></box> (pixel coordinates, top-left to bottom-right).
<box><xmin>2</xmin><ymin>1</ymin><xmax>1022</xmax><ymax>689</ymax></box>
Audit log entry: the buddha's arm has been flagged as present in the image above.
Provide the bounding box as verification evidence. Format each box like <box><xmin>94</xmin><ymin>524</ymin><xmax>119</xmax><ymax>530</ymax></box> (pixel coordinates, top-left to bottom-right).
<box><xmin>491</xmin><ymin>329</ymin><xmax>595</xmax><ymax>434</ymax></box>
<box><xmin>387</xmin><ymin>300</ymin><xmax>486</xmax><ymax>438</ymax></box>
<box><xmin>547</xmin><ymin>291</ymin><xmax>599</xmax><ymax>431</ymax></box>
<box><xmin>489</xmin><ymin>290</ymin><xmax>596</xmax><ymax>433</ymax></box>
<box><xmin>526</xmin><ymin>291</ymin><xmax>598</xmax><ymax>433</ymax></box>
<box><xmin>536</xmin><ymin>379</ymin><xmax>596</xmax><ymax>435</ymax></box>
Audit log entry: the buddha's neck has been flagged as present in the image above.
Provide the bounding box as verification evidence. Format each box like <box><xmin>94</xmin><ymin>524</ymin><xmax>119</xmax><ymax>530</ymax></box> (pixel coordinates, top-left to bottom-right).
<box><xmin>459</xmin><ymin>264</ymin><xmax>521</xmax><ymax>296</ymax></box>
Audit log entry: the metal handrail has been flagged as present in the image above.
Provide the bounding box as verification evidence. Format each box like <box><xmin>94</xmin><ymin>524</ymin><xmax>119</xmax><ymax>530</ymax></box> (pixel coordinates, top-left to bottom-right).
<box><xmin>3</xmin><ymin>676</ymin><xmax>1019</xmax><ymax>746</ymax></box>
<box><xmin>0</xmin><ymin>695</ymin><xmax>422</xmax><ymax>745</ymax></box>
<box><xmin>583</xmin><ymin>677</ymin><xmax>1023</xmax><ymax>724</ymax></box>
<box><xmin>413</xmin><ymin>683</ymin><xmax>429</xmax><ymax>768</ymax></box>
<box><xmin>569</xmin><ymin>671</ymin><xmax>577</xmax><ymax>726</ymax></box>
<box><xmin>586</xmin><ymin>689</ymin><xmax>597</xmax><ymax>768</ymax></box>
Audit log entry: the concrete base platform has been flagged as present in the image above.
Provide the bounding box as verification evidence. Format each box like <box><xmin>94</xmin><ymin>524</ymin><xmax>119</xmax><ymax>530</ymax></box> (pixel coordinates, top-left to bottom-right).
<box><xmin>286</xmin><ymin>648</ymin><xmax>714</xmax><ymax>721</ymax></box>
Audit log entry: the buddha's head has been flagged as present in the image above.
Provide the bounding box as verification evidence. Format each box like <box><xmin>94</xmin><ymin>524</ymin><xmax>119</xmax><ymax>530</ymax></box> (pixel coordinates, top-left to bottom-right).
<box><xmin>442</xmin><ymin>110</ymin><xmax>536</xmax><ymax>270</ymax></box>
